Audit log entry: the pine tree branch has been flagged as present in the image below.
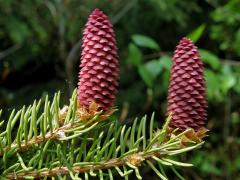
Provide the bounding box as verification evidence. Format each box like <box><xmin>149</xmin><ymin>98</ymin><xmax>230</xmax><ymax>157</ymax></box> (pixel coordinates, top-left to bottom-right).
<box><xmin>0</xmin><ymin>91</ymin><xmax>207</xmax><ymax>179</ymax></box>
<box><xmin>0</xmin><ymin>90</ymin><xmax>109</xmax><ymax>157</ymax></box>
<box><xmin>2</xmin><ymin>122</ymin><xmax>205</xmax><ymax>179</ymax></box>
<box><xmin>4</xmin><ymin>140</ymin><xmax>204</xmax><ymax>180</ymax></box>
<box><xmin>0</xmin><ymin>108</ymin><xmax>102</xmax><ymax>157</ymax></box>
<box><xmin>3</xmin><ymin>151</ymin><xmax>169</xmax><ymax>179</ymax></box>
<box><xmin>0</xmin><ymin>118</ymin><xmax>95</xmax><ymax>157</ymax></box>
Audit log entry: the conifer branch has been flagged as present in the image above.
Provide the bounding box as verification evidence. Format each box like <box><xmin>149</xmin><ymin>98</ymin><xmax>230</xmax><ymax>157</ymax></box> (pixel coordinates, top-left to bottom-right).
<box><xmin>0</xmin><ymin>117</ymin><xmax>99</xmax><ymax>157</ymax></box>
<box><xmin>0</xmin><ymin>90</ymin><xmax>110</xmax><ymax>157</ymax></box>
<box><xmin>4</xmin><ymin>151</ymin><xmax>166</xmax><ymax>179</ymax></box>
<box><xmin>3</xmin><ymin>136</ymin><xmax>204</xmax><ymax>180</ymax></box>
<box><xmin>1</xmin><ymin>100</ymin><xmax>205</xmax><ymax>179</ymax></box>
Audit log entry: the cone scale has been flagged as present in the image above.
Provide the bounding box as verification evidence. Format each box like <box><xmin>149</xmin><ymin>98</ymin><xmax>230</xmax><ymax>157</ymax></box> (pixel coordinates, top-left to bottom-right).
<box><xmin>78</xmin><ymin>9</ymin><xmax>119</xmax><ymax>111</ymax></box>
<box><xmin>167</xmin><ymin>37</ymin><xmax>207</xmax><ymax>131</ymax></box>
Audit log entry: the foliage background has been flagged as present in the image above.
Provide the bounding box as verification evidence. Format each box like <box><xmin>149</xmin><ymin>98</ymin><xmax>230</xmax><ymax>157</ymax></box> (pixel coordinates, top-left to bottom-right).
<box><xmin>0</xmin><ymin>0</ymin><xmax>240</xmax><ymax>179</ymax></box>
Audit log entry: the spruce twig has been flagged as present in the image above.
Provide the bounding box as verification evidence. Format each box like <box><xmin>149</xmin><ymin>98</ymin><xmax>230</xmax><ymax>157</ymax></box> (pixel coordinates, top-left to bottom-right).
<box><xmin>0</xmin><ymin>118</ymin><xmax>98</xmax><ymax>156</ymax></box>
<box><xmin>1</xmin><ymin>110</ymin><xmax>205</xmax><ymax>179</ymax></box>
<box><xmin>4</xmin><ymin>138</ymin><xmax>204</xmax><ymax>180</ymax></box>
<box><xmin>0</xmin><ymin>90</ymin><xmax>108</xmax><ymax>157</ymax></box>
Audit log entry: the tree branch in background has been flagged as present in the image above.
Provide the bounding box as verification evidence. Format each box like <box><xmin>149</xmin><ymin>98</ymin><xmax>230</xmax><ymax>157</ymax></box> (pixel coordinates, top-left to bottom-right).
<box><xmin>65</xmin><ymin>40</ymin><xmax>82</xmax><ymax>93</ymax></box>
<box><xmin>143</xmin><ymin>51</ymin><xmax>240</xmax><ymax>67</ymax></box>
<box><xmin>143</xmin><ymin>52</ymin><xmax>171</xmax><ymax>60</ymax></box>
<box><xmin>0</xmin><ymin>44</ymin><xmax>21</xmax><ymax>60</ymax></box>
<box><xmin>222</xmin><ymin>59</ymin><xmax>240</xmax><ymax>66</ymax></box>
<box><xmin>111</xmin><ymin>0</ymin><xmax>138</xmax><ymax>24</ymax></box>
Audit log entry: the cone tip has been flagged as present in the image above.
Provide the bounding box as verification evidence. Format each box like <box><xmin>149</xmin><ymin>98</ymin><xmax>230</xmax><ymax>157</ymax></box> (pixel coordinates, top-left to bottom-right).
<box><xmin>179</xmin><ymin>37</ymin><xmax>193</xmax><ymax>44</ymax></box>
<box><xmin>91</xmin><ymin>8</ymin><xmax>104</xmax><ymax>15</ymax></box>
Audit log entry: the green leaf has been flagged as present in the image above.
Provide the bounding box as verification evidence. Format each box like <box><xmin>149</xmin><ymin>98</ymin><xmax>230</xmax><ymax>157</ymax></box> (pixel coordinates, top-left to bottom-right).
<box><xmin>127</xmin><ymin>44</ymin><xmax>142</xmax><ymax>66</ymax></box>
<box><xmin>234</xmin><ymin>29</ymin><xmax>240</xmax><ymax>55</ymax></box>
<box><xmin>220</xmin><ymin>64</ymin><xmax>236</xmax><ymax>94</ymax></box>
<box><xmin>145</xmin><ymin>60</ymin><xmax>162</xmax><ymax>78</ymax></box>
<box><xmin>233</xmin><ymin>74</ymin><xmax>240</xmax><ymax>93</ymax></box>
<box><xmin>200</xmin><ymin>160</ymin><xmax>222</xmax><ymax>176</ymax></box>
<box><xmin>158</xmin><ymin>55</ymin><xmax>172</xmax><ymax>90</ymax></box>
<box><xmin>234</xmin><ymin>156</ymin><xmax>240</xmax><ymax>169</ymax></box>
<box><xmin>138</xmin><ymin>65</ymin><xmax>154</xmax><ymax>88</ymax></box>
<box><xmin>132</xmin><ymin>34</ymin><xmax>160</xmax><ymax>50</ymax></box>
<box><xmin>6</xmin><ymin>19</ymin><xmax>31</xmax><ymax>44</ymax></box>
<box><xmin>200</xmin><ymin>49</ymin><xmax>221</xmax><ymax>70</ymax></box>
<box><xmin>205</xmin><ymin>69</ymin><xmax>222</xmax><ymax>101</ymax></box>
<box><xmin>187</xmin><ymin>24</ymin><xmax>206</xmax><ymax>42</ymax></box>
<box><xmin>158</xmin><ymin>56</ymin><xmax>172</xmax><ymax>70</ymax></box>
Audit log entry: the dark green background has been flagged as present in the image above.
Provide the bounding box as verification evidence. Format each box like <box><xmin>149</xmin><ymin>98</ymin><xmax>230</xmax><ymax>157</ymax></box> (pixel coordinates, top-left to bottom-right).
<box><xmin>0</xmin><ymin>0</ymin><xmax>240</xmax><ymax>179</ymax></box>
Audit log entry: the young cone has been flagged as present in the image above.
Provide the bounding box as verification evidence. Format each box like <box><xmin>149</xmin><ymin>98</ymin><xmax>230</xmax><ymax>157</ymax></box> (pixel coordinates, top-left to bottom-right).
<box><xmin>78</xmin><ymin>9</ymin><xmax>119</xmax><ymax>111</ymax></box>
<box><xmin>167</xmin><ymin>37</ymin><xmax>207</xmax><ymax>131</ymax></box>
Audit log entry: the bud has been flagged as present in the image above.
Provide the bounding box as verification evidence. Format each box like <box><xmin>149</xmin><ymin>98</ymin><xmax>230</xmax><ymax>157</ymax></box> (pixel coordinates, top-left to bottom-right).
<box><xmin>167</xmin><ymin>37</ymin><xmax>207</xmax><ymax>131</ymax></box>
<box><xmin>78</xmin><ymin>9</ymin><xmax>119</xmax><ymax>111</ymax></box>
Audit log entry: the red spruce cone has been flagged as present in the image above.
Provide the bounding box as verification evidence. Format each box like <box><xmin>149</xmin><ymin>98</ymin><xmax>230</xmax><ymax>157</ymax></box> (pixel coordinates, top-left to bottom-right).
<box><xmin>78</xmin><ymin>9</ymin><xmax>119</xmax><ymax>111</ymax></box>
<box><xmin>167</xmin><ymin>37</ymin><xmax>207</xmax><ymax>131</ymax></box>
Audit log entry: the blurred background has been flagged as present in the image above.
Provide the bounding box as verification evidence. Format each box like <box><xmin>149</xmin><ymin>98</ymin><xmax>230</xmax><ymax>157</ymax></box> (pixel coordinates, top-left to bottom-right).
<box><xmin>0</xmin><ymin>0</ymin><xmax>240</xmax><ymax>179</ymax></box>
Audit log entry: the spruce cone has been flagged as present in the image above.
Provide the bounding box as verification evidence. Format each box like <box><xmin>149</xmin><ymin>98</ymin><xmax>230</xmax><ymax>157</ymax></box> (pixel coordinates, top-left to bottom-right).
<box><xmin>78</xmin><ymin>9</ymin><xmax>119</xmax><ymax>111</ymax></box>
<box><xmin>167</xmin><ymin>37</ymin><xmax>207</xmax><ymax>131</ymax></box>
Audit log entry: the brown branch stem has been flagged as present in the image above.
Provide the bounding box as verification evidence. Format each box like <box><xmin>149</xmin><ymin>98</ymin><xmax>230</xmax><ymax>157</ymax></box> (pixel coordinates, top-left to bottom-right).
<box><xmin>143</xmin><ymin>51</ymin><xmax>240</xmax><ymax>67</ymax></box>
<box><xmin>0</xmin><ymin>44</ymin><xmax>21</xmax><ymax>60</ymax></box>
<box><xmin>143</xmin><ymin>52</ymin><xmax>170</xmax><ymax>60</ymax></box>
<box><xmin>5</xmin><ymin>151</ymin><xmax>158</xmax><ymax>179</ymax></box>
<box><xmin>0</xmin><ymin>120</ymin><xmax>84</xmax><ymax>157</ymax></box>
